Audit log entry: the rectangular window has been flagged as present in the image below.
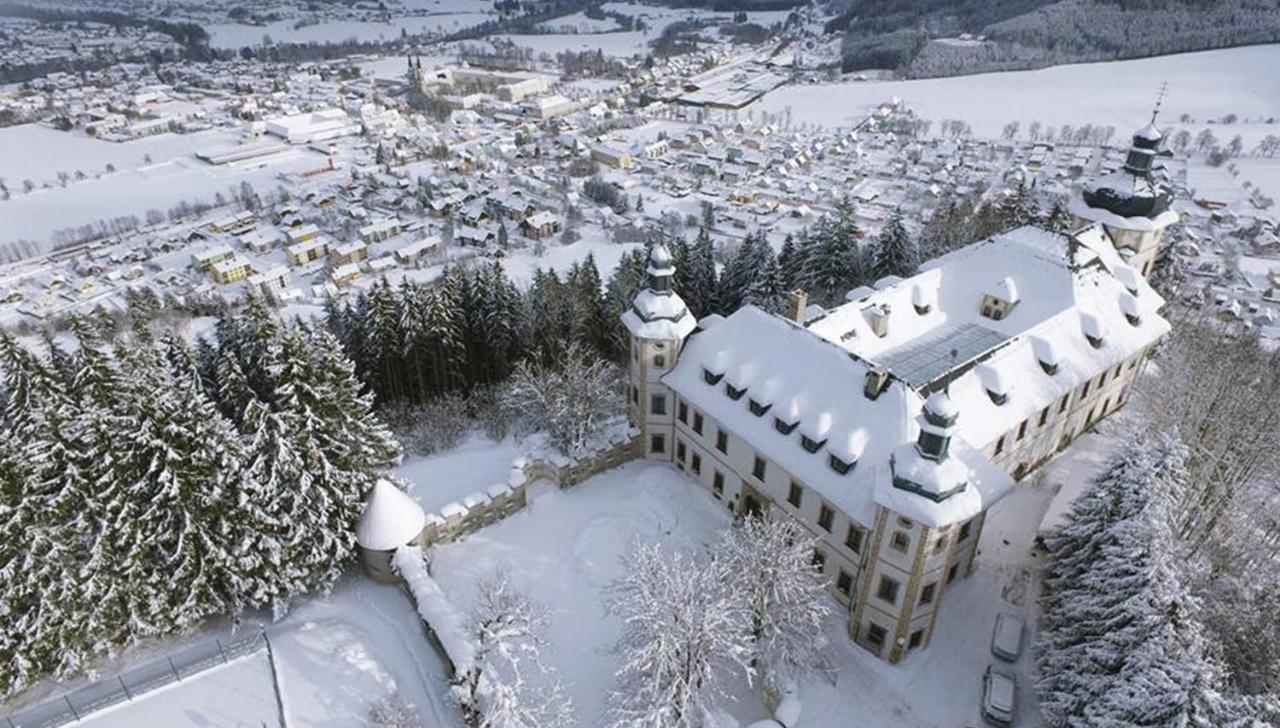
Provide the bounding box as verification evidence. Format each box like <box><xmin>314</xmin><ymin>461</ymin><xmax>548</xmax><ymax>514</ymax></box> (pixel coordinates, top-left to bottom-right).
<box><xmin>678</xmin><ymin>402</ymin><xmax>688</xmax><ymax>423</ymax></box>
<box><xmin>676</xmin><ymin>440</ymin><xmax>686</xmax><ymax>462</ymax></box>
<box><xmin>812</xmin><ymin>549</ymin><xmax>826</xmax><ymax>572</ymax></box>
<box><xmin>1114</xmin><ymin>363</ymin><xmax>1123</xmax><ymax>378</ymax></box>
<box><xmin>1099</xmin><ymin>371</ymin><xmax>1107</xmax><ymax>388</ymax></box>
<box><xmin>866</xmin><ymin>623</ymin><xmax>887</xmax><ymax>649</ymax></box>
<box><xmin>1017</xmin><ymin>419</ymin><xmax>1028</xmax><ymax>441</ymax></box>
<box><xmin>947</xmin><ymin>563</ymin><xmax>959</xmax><ymax>584</ymax></box>
<box><xmin>1082</xmin><ymin>381</ymin><xmax>1091</xmax><ymax>399</ymax></box>
<box><xmin>716</xmin><ymin>429</ymin><xmax>727</xmax><ymax>453</ymax></box>
<box><xmin>712</xmin><ymin>470</ymin><xmax>724</xmax><ymax>499</ymax></box>
<box><xmin>691</xmin><ymin>453</ymin><xmax>702</xmax><ymax>475</ymax></box>
<box><xmin>909</xmin><ymin>629</ymin><xmax>924</xmax><ymax>649</ymax></box>
<box><xmin>877</xmin><ymin>575</ymin><xmax>900</xmax><ymax>604</ymax></box>
<box><xmin>654</xmin><ymin>354</ymin><xmax>665</xmax><ymax>368</ymax></box>
<box><xmin>1039</xmin><ymin>406</ymin><xmax>1050</xmax><ymax>427</ymax></box>
<box><xmin>787</xmin><ymin>481</ymin><xmax>803</xmax><ymax>508</ymax></box>
<box><xmin>631</xmin><ymin>385</ymin><xmax>639</xmax><ymax>404</ymax></box>
<box><xmin>752</xmin><ymin>455</ymin><xmax>766</xmax><ymax>481</ymax></box>
<box><xmin>837</xmin><ymin>570</ymin><xmax>853</xmax><ymax>596</ymax></box>
<box><xmin>650</xmin><ymin>434</ymin><xmax>665</xmax><ymax>454</ymax></box>
<box><xmin>693</xmin><ymin>412</ymin><xmax>704</xmax><ymax>435</ymax></box>
<box><xmin>890</xmin><ymin>531</ymin><xmax>910</xmax><ymax>553</ymax></box>
<box><xmin>920</xmin><ymin>582</ymin><xmax>936</xmax><ymax>605</ymax></box>
<box><xmin>845</xmin><ymin>525</ymin><xmax>863</xmax><ymax>554</ymax></box>
<box><xmin>818</xmin><ymin>503</ymin><xmax>834</xmax><ymax>532</ymax></box>
<box><xmin>993</xmin><ymin>436</ymin><xmax>1005</xmax><ymax>456</ymax></box>
<box><xmin>958</xmin><ymin>520</ymin><xmax>972</xmax><ymax>542</ymax></box>
<box><xmin>1059</xmin><ymin>393</ymin><xmax>1070</xmax><ymax>413</ymax></box>
<box><xmin>650</xmin><ymin>394</ymin><xmax>666</xmax><ymax>416</ymax></box>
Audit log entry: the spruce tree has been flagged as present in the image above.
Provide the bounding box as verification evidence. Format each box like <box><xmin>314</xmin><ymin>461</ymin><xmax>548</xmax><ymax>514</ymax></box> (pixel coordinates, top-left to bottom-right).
<box><xmin>873</xmin><ymin>208</ymin><xmax>920</xmax><ymax>279</ymax></box>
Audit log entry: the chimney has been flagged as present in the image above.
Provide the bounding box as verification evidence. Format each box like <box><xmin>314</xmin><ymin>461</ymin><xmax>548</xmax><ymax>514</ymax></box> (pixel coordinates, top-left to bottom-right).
<box><xmin>786</xmin><ymin>289</ymin><xmax>808</xmax><ymax>324</ymax></box>
<box><xmin>864</xmin><ymin>369</ymin><xmax>890</xmax><ymax>400</ymax></box>
<box><xmin>863</xmin><ymin>304</ymin><xmax>891</xmax><ymax>338</ymax></box>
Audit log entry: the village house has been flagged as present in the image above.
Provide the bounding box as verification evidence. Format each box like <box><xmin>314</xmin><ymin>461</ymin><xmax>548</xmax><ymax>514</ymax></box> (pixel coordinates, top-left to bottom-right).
<box><xmin>330</xmin><ymin>241</ymin><xmax>370</xmax><ymax>267</ymax></box>
<box><xmin>519</xmin><ymin>211</ymin><xmax>561</xmax><ymax>240</ymax></box>
<box><xmin>246</xmin><ymin>265</ymin><xmax>291</xmax><ymax>301</ymax></box>
<box><xmin>211</xmin><ymin>257</ymin><xmax>254</xmax><ymax>285</ymax></box>
<box><xmin>191</xmin><ymin>246</ymin><xmax>235</xmax><ymax>272</ymax></box>
<box><xmin>285</xmin><ymin>237</ymin><xmax>329</xmax><ymax>266</ymax></box>
<box><xmin>395</xmin><ymin>237</ymin><xmax>443</xmax><ymax>267</ymax></box>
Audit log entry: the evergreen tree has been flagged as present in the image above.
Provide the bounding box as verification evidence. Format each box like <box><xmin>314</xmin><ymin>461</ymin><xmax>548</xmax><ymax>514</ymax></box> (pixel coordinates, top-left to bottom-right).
<box><xmin>873</xmin><ymin>208</ymin><xmax>920</xmax><ymax>279</ymax></box>
<box><xmin>1042</xmin><ymin>198</ymin><xmax>1072</xmax><ymax>232</ymax></box>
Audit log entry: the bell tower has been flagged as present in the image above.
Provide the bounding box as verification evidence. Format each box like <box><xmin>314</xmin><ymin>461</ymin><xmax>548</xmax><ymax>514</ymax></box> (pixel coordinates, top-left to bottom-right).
<box><xmin>1069</xmin><ymin>86</ymin><xmax>1178</xmax><ymax>279</ymax></box>
<box><xmin>621</xmin><ymin>244</ymin><xmax>696</xmax><ymax>460</ymax></box>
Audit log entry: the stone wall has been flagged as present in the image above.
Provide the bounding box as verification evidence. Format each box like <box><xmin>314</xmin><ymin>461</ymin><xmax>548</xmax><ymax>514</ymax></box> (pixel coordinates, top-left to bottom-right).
<box><xmin>419</xmin><ymin>426</ymin><xmax>641</xmax><ymax>548</ymax></box>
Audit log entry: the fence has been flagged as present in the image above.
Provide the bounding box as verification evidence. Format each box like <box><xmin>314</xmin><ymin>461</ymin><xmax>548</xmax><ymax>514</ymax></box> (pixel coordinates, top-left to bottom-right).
<box><xmin>3</xmin><ymin>628</ymin><xmax>269</xmax><ymax>728</ymax></box>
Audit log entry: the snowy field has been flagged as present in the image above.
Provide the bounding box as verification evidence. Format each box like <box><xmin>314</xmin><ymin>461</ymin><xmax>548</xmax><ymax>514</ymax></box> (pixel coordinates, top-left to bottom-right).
<box><xmin>757</xmin><ymin>44</ymin><xmax>1280</xmax><ymax>143</ymax></box>
<box><xmin>429</xmin><ymin>458</ymin><xmax>1058</xmax><ymax>727</ymax></box>
<box><xmin>205</xmin><ymin>14</ymin><xmax>493</xmax><ymax>49</ymax></box>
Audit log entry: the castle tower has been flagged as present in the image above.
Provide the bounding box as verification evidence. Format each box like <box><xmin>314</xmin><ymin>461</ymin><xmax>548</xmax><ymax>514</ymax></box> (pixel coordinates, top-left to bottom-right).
<box><xmin>621</xmin><ymin>244</ymin><xmax>696</xmax><ymax>459</ymax></box>
<box><xmin>853</xmin><ymin>391</ymin><xmax>982</xmax><ymax>664</ymax></box>
<box><xmin>1069</xmin><ymin>94</ymin><xmax>1178</xmax><ymax>278</ymax></box>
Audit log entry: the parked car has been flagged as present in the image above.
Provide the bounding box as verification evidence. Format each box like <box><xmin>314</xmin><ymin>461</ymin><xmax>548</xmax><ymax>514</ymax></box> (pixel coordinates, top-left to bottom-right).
<box><xmin>991</xmin><ymin>612</ymin><xmax>1026</xmax><ymax>662</ymax></box>
<box><xmin>982</xmin><ymin>665</ymin><xmax>1017</xmax><ymax>726</ymax></box>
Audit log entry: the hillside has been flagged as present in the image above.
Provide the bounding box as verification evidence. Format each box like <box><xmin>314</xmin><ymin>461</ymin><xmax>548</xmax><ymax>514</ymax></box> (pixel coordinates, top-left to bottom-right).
<box><xmin>828</xmin><ymin>0</ymin><xmax>1280</xmax><ymax>77</ymax></box>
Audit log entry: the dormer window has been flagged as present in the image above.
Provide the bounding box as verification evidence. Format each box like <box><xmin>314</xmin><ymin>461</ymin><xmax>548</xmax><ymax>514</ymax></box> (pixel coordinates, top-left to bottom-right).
<box><xmin>801</xmin><ymin>435</ymin><xmax>825</xmax><ymax>453</ymax></box>
<box><xmin>774</xmin><ymin>418</ymin><xmax>798</xmax><ymax>435</ymax></box>
<box><xmin>912</xmin><ymin>284</ymin><xmax>933</xmax><ymax>316</ymax></box>
<box><xmin>1120</xmin><ymin>293</ymin><xmax>1142</xmax><ymax>327</ymax></box>
<box><xmin>1124</xmin><ymin>312</ymin><xmax>1141</xmax><ymax>326</ymax></box>
<box><xmin>703</xmin><ymin>368</ymin><xmax>723</xmax><ymax>385</ymax></box>
<box><xmin>829</xmin><ymin>454</ymin><xmax>855</xmax><ymax>475</ymax></box>
<box><xmin>1039</xmin><ymin>359</ymin><xmax>1059</xmax><ymax>375</ymax></box>
<box><xmin>987</xmin><ymin>388</ymin><xmax>1008</xmax><ymax>406</ymax></box>
<box><xmin>749</xmin><ymin>399</ymin><xmax>771</xmax><ymax>416</ymax></box>
<box><xmin>725</xmin><ymin>383</ymin><xmax>746</xmax><ymax>400</ymax></box>
<box><xmin>1082</xmin><ymin>312</ymin><xmax>1105</xmax><ymax>349</ymax></box>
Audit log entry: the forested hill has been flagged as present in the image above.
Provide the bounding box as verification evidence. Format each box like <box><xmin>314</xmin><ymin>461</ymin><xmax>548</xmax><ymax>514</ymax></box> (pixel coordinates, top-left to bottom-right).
<box><xmin>827</xmin><ymin>0</ymin><xmax>1280</xmax><ymax>77</ymax></box>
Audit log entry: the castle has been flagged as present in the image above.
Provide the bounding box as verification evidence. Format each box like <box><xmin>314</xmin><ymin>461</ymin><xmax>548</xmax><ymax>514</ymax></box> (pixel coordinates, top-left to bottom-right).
<box><xmin>623</xmin><ymin>122</ymin><xmax>1177</xmax><ymax>663</ymax></box>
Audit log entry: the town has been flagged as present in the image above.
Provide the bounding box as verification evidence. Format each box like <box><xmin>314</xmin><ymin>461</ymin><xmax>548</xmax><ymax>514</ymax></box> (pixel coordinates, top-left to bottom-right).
<box><xmin>2</xmin><ymin>1</ymin><xmax>1279</xmax><ymax>727</ymax></box>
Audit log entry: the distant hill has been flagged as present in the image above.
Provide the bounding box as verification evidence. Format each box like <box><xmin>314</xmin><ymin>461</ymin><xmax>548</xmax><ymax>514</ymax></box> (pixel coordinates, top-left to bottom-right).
<box><xmin>827</xmin><ymin>0</ymin><xmax>1280</xmax><ymax>77</ymax></box>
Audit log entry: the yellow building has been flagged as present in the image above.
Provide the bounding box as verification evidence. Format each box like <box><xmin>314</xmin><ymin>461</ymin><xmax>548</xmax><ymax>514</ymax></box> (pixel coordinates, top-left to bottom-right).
<box><xmin>211</xmin><ymin>257</ymin><xmax>254</xmax><ymax>284</ymax></box>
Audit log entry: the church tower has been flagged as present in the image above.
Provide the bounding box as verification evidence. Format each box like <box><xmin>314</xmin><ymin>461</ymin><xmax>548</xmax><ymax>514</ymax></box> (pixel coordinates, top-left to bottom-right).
<box><xmin>621</xmin><ymin>244</ymin><xmax>696</xmax><ymax>460</ymax></box>
<box><xmin>1069</xmin><ymin>92</ymin><xmax>1178</xmax><ymax>279</ymax></box>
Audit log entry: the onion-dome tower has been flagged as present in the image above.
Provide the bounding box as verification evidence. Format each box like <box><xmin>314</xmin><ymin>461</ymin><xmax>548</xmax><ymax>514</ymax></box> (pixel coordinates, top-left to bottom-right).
<box><xmin>621</xmin><ymin>244</ymin><xmax>696</xmax><ymax>459</ymax></box>
<box><xmin>1070</xmin><ymin>87</ymin><xmax>1178</xmax><ymax>278</ymax></box>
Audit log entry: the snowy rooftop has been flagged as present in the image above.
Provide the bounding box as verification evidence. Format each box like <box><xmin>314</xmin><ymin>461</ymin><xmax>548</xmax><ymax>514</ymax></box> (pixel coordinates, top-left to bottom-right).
<box><xmin>807</xmin><ymin>224</ymin><xmax>1171</xmax><ymax>449</ymax></box>
<box><xmin>664</xmin><ymin>307</ymin><xmax>1010</xmax><ymax>527</ymax></box>
<box><xmin>355</xmin><ymin>480</ymin><xmax>426</xmax><ymax>551</ymax></box>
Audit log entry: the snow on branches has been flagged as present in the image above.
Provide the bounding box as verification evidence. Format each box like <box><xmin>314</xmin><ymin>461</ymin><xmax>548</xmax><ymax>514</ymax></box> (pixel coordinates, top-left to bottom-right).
<box><xmin>501</xmin><ymin>342</ymin><xmax>623</xmax><ymax>458</ymax></box>
<box><xmin>456</xmin><ymin>569</ymin><xmax>576</xmax><ymax>728</ymax></box>
<box><xmin>604</xmin><ymin>542</ymin><xmax>754</xmax><ymax>728</ymax></box>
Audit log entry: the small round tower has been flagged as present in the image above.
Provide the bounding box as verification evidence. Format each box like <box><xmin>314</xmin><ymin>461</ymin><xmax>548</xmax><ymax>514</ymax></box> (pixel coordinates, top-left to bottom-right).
<box><xmin>356</xmin><ymin>479</ymin><xmax>427</xmax><ymax>583</ymax></box>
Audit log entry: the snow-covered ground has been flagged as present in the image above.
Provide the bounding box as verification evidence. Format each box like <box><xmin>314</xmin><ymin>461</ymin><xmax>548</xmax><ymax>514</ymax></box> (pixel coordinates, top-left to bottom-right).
<box><xmin>428</xmin><ymin>457</ymin><xmax>1062</xmax><ymax>727</ymax></box>
<box><xmin>5</xmin><ymin>576</ymin><xmax>463</xmax><ymax>728</ymax></box>
<box><xmin>756</xmin><ymin>44</ymin><xmax>1280</xmax><ymax>143</ymax></box>
<box><xmin>395</xmin><ymin>432</ymin><xmax>523</xmax><ymax>513</ymax></box>
<box><xmin>76</xmin><ymin>651</ymin><xmax>280</xmax><ymax>728</ymax></box>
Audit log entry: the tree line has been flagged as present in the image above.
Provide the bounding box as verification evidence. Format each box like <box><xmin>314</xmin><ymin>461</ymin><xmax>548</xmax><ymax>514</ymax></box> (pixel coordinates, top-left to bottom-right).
<box><xmin>0</xmin><ymin>295</ymin><xmax>400</xmax><ymax>698</ymax></box>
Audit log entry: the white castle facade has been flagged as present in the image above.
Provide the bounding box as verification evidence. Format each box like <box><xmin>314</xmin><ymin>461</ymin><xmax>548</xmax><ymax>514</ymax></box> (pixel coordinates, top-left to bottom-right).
<box><xmin>623</xmin><ymin>123</ymin><xmax>1177</xmax><ymax>664</ymax></box>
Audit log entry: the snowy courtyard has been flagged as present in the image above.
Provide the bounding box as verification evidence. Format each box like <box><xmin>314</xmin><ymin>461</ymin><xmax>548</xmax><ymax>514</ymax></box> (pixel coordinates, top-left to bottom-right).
<box><xmin>428</xmin><ymin>457</ymin><xmax>1058</xmax><ymax>727</ymax></box>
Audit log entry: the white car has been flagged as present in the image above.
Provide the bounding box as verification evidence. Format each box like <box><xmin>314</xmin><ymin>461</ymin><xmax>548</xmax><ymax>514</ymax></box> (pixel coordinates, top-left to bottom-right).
<box><xmin>982</xmin><ymin>665</ymin><xmax>1017</xmax><ymax>726</ymax></box>
<box><xmin>991</xmin><ymin>612</ymin><xmax>1026</xmax><ymax>662</ymax></box>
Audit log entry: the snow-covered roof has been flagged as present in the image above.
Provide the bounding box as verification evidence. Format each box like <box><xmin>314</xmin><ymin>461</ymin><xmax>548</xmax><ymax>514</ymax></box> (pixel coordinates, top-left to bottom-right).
<box><xmin>805</xmin><ymin>224</ymin><xmax>1170</xmax><ymax>450</ymax></box>
<box><xmin>664</xmin><ymin>307</ymin><xmax>1010</xmax><ymax>527</ymax></box>
<box><xmin>356</xmin><ymin>480</ymin><xmax>426</xmax><ymax>551</ymax></box>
